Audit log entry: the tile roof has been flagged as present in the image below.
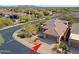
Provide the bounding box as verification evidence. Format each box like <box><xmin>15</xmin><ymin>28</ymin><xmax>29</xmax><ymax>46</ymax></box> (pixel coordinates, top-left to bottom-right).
<box><xmin>43</xmin><ymin>18</ymin><xmax>68</xmax><ymax>37</ymax></box>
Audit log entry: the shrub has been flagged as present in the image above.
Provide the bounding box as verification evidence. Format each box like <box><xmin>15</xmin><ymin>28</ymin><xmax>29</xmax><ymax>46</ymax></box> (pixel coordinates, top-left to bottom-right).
<box><xmin>0</xmin><ymin>18</ymin><xmax>13</xmax><ymax>28</ymax></box>
<box><xmin>20</xmin><ymin>16</ymin><xmax>31</xmax><ymax>22</ymax></box>
<box><xmin>51</xmin><ymin>44</ymin><xmax>59</xmax><ymax>51</ymax></box>
<box><xmin>18</xmin><ymin>31</ymin><xmax>28</xmax><ymax>38</ymax></box>
<box><xmin>59</xmin><ymin>41</ymin><xmax>69</xmax><ymax>52</ymax></box>
<box><xmin>24</xmin><ymin>23</ymin><xmax>38</xmax><ymax>35</ymax></box>
<box><xmin>18</xmin><ymin>31</ymin><xmax>32</xmax><ymax>38</ymax></box>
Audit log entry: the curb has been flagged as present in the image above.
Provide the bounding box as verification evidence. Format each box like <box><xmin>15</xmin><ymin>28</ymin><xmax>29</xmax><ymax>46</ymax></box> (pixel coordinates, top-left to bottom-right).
<box><xmin>0</xmin><ymin>23</ymin><xmax>25</xmax><ymax>31</ymax></box>
<box><xmin>13</xmin><ymin>29</ymin><xmax>33</xmax><ymax>49</ymax></box>
<box><xmin>12</xmin><ymin>29</ymin><xmax>43</xmax><ymax>53</ymax></box>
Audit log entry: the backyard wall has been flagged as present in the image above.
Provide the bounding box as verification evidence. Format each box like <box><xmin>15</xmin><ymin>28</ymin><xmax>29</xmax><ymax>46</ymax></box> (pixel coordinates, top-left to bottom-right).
<box><xmin>69</xmin><ymin>33</ymin><xmax>79</xmax><ymax>48</ymax></box>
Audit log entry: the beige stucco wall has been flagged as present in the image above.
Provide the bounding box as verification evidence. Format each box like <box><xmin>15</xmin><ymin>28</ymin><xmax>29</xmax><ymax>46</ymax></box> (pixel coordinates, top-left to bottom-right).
<box><xmin>69</xmin><ymin>33</ymin><xmax>79</xmax><ymax>48</ymax></box>
<box><xmin>70</xmin><ymin>33</ymin><xmax>79</xmax><ymax>41</ymax></box>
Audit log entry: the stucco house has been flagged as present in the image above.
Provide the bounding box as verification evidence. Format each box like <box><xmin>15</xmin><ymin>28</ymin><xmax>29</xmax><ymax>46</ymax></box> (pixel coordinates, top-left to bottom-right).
<box><xmin>38</xmin><ymin>17</ymin><xmax>79</xmax><ymax>49</ymax></box>
<box><xmin>40</xmin><ymin>18</ymin><xmax>68</xmax><ymax>42</ymax></box>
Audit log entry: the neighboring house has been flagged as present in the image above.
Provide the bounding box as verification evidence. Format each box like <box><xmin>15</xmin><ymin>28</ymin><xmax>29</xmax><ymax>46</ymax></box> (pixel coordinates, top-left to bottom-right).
<box><xmin>69</xmin><ymin>23</ymin><xmax>79</xmax><ymax>48</ymax></box>
<box><xmin>4</xmin><ymin>14</ymin><xmax>10</xmax><ymax>18</ymax></box>
<box><xmin>4</xmin><ymin>14</ymin><xmax>19</xmax><ymax>22</ymax></box>
<box><xmin>40</xmin><ymin>18</ymin><xmax>68</xmax><ymax>42</ymax></box>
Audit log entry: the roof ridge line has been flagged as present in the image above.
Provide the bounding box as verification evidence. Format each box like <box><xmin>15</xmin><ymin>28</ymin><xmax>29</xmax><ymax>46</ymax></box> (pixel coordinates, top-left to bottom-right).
<box><xmin>54</xmin><ymin>27</ymin><xmax>59</xmax><ymax>36</ymax></box>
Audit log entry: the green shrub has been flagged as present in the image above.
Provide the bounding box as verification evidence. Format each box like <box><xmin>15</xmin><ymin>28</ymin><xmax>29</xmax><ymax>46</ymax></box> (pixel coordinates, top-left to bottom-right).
<box><xmin>18</xmin><ymin>31</ymin><xmax>28</xmax><ymax>38</ymax></box>
<box><xmin>20</xmin><ymin>16</ymin><xmax>31</xmax><ymax>22</ymax></box>
<box><xmin>18</xmin><ymin>31</ymin><xmax>32</xmax><ymax>38</ymax></box>
<box><xmin>0</xmin><ymin>18</ymin><xmax>13</xmax><ymax>29</ymax></box>
<box><xmin>24</xmin><ymin>23</ymin><xmax>38</xmax><ymax>35</ymax></box>
<box><xmin>59</xmin><ymin>41</ymin><xmax>69</xmax><ymax>51</ymax></box>
<box><xmin>0</xmin><ymin>18</ymin><xmax>13</xmax><ymax>25</ymax></box>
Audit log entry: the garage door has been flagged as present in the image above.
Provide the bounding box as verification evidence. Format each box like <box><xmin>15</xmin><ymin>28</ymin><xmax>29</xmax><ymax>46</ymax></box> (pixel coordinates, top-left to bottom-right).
<box><xmin>45</xmin><ymin>34</ymin><xmax>58</xmax><ymax>42</ymax></box>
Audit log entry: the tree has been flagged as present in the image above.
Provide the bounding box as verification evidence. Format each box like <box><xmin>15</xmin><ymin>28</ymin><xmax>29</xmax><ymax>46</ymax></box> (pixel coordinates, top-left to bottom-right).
<box><xmin>18</xmin><ymin>31</ymin><xmax>30</xmax><ymax>38</ymax></box>
<box><xmin>0</xmin><ymin>18</ymin><xmax>13</xmax><ymax>26</ymax></box>
<box><xmin>20</xmin><ymin>16</ymin><xmax>31</xmax><ymax>22</ymax></box>
<box><xmin>43</xmin><ymin>11</ymin><xmax>49</xmax><ymax>16</ymax></box>
<box><xmin>66</xmin><ymin>15</ymin><xmax>75</xmax><ymax>24</ymax></box>
<box><xmin>59</xmin><ymin>14</ymin><xmax>75</xmax><ymax>24</ymax></box>
<box><xmin>59</xmin><ymin>14</ymin><xmax>67</xmax><ymax>20</ymax></box>
<box><xmin>45</xmin><ymin>16</ymin><xmax>51</xmax><ymax>20</ymax></box>
<box><xmin>38</xmin><ymin>11</ymin><xmax>44</xmax><ymax>17</ymax></box>
<box><xmin>24</xmin><ymin>23</ymin><xmax>38</xmax><ymax>35</ymax></box>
